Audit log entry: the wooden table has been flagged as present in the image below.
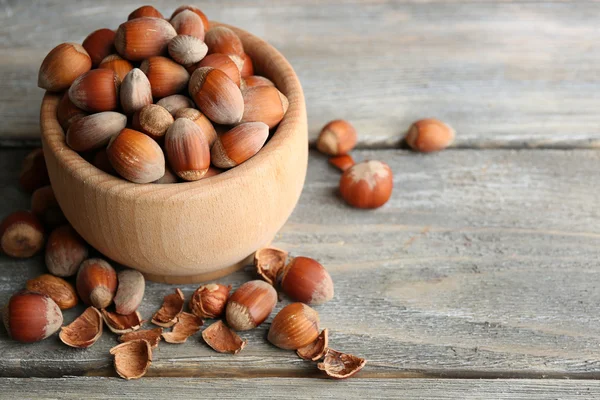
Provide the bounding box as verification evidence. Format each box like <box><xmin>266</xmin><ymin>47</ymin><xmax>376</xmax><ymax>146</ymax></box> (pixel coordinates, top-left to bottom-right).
<box><xmin>1</xmin><ymin>1</ymin><xmax>600</xmax><ymax>398</ymax></box>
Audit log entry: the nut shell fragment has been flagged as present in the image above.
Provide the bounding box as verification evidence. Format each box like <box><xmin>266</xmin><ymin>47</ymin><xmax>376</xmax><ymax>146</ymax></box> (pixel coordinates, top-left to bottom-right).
<box><xmin>102</xmin><ymin>309</ymin><xmax>144</xmax><ymax>334</ymax></box>
<box><xmin>317</xmin><ymin>349</ymin><xmax>366</xmax><ymax>379</ymax></box>
<box><xmin>110</xmin><ymin>339</ymin><xmax>152</xmax><ymax>380</ymax></box>
<box><xmin>119</xmin><ymin>328</ymin><xmax>163</xmax><ymax>349</ymax></box>
<box><xmin>151</xmin><ymin>288</ymin><xmax>184</xmax><ymax>327</ymax></box>
<box><xmin>297</xmin><ymin>328</ymin><xmax>329</xmax><ymax>361</ymax></box>
<box><xmin>59</xmin><ymin>307</ymin><xmax>102</xmax><ymax>348</ymax></box>
<box><xmin>162</xmin><ymin>312</ymin><xmax>203</xmax><ymax>344</ymax></box>
<box><xmin>190</xmin><ymin>284</ymin><xmax>231</xmax><ymax>319</ymax></box>
<box><xmin>254</xmin><ymin>247</ymin><xmax>288</xmax><ymax>286</ymax></box>
<box><xmin>202</xmin><ymin>320</ymin><xmax>247</xmax><ymax>354</ymax></box>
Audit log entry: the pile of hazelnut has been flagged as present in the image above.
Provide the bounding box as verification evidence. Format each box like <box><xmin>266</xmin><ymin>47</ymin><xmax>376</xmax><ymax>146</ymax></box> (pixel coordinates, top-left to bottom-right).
<box><xmin>38</xmin><ymin>4</ymin><xmax>289</xmax><ymax>183</ymax></box>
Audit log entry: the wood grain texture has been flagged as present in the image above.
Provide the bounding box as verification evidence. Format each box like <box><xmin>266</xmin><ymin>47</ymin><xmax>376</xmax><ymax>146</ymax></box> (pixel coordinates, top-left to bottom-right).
<box><xmin>2</xmin><ymin>1</ymin><xmax>600</xmax><ymax>148</ymax></box>
<box><xmin>2</xmin><ymin>148</ymin><xmax>600</xmax><ymax>378</ymax></box>
<box><xmin>2</xmin><ymin>378</ymin><xmax>600</xmax><ymax>399</ymax></box>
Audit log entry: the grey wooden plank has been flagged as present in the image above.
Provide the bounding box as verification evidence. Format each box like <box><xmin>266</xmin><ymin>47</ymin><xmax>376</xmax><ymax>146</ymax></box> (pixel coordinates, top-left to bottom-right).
<box><xmin>2</xmin><ymin>378</ymin><xmax>600</xmax><ymax>399</ymax></box>
<box><xmin>2</xmin><ymin>1</ymin><xmax>600</xmax><ymax>148</ymax></box>
<box><xmin>2</xmin><ymin>148</ymin><xmax>600</xmax><ymax>378</ymax></box>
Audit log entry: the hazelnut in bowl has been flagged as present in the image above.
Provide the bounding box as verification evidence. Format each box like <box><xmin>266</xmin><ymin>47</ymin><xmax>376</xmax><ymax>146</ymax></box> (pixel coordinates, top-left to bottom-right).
<box><xmin>39</xmin><ymin>13</ymin><xmax>307</xmax><ymax>283</ymax></box>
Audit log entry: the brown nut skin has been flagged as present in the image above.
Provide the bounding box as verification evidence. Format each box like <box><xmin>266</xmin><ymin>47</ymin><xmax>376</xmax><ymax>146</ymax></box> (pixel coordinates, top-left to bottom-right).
<box><xmin>268</xmin><ymin>303</ymin><xmax>320</xmax><ymax>350</ymax></box>
<box><xmin>26</xmin><ymin>274</ymin><xmax>78</xmax><ymax>310</ymax></box>
<box><xmin>115</xmin><ymin>17</ymin><xmax>177</xmax><ymax>62</ymax></box>
<box><xmin>339</xmin><ymin>160</ymin><xmax>393</xmax><ymax>209</ymax></box>
<box><xmin>3</xmin><ymin>291</ymin><xmax>63</xmax><ymax>343</ymax></box>
<box><xmin>211</xmin><ymin>122</ymin><xmax>269</xmax><ymax>169</ymax></box>
<box><xmin>114</xmin><ymin>269</ymin><xmax>145</xmax><ymax>316</ymax></box>
<box><xmin>57</xmin><ymin>92</ymin><xmax>87</xmax><ymax>132</ymax></box>
<box><xmin>278</xmin><ymin>257</ymin><xmax>334</xmax><ymax>306</ymax></box>
<box><xmin>19</xmin><ymin>148</ymin><xmax>50</xmax><ymax>193</ymax></box>
<box><xmin>140</xmin><ymin>56</ymin><xmax>190</xmax><ymax>99</ymax></box>
<box><xmin>38</xmin><ymin>43</ymin><xmax>92</xmax><ymax>92</ymax></box>
<box><xmin>0</xmin><ymin>211</ymin><xmax>45</xmax><ymax>258</ymax></box>
<box><xmin>99</xmin><ymin>54</ymin><xmax>134</xmax><ymax>83</ymax></box>
<box><xmin>165</xmin><ymin>118</ymin><xmax>210</xmax><ymax>181</ymax></box>
<box><xmin>240</xmin><ymin>86</ymin><xmax>289</xmax><ymax>129</ymax></box>
<box><xmin>82</xmin><ymin>29</ymin><xmax>116</xmax><ymax>67</ymax></box>
<box><xmin>66</xmin><ymin>111</ymin><xmax>128</xmax><ymax>152</ymax></box>
<box><xmin>405</xmin><ymin>118</ymin><xmax>455</xmax><ymax>153</ymax></box>
<box><xmin>76</xmin><ymin>258</ymin><xmax>118</xmax><ymax>309</ymax></box>
<box><xmin>205</xmin><ymin>26</ymin><xmax>244</xmax><ymax>57</ymax></box>
<box><xmin>31</xmin><ymin>185</ymin><xmax>66</xmax><ymax>227</ymax></box>
<box><xmin>188</xmin><ymin>67</ymin><xmax>244</xmax><ymax>125</ymax></box>
<box><xmin>190</xmin><ymin>284</ymin><xmax>231</xmax><ymax>319</ymax></box>
<box><xmin>128</xmin><ymin>5</ymin><xmax>164</xmax><ymax>20</ymax></box>
<box><xmin>107</xmin><ymin>128</ymin><xmax>166</xmax><ymax>183</ymax></box>
<box><xmin>316</xmin><ymin>120</ymin><xmax>357</xmax><ymax>156</ymax></box>
<box><xmin>226</xmin><ymin>280</ymin><xmax>277</xmax><ymax>331</ymax></box>
<box><xmin>68</xmin><ymin>69</ymin><xmax>120</xmax><ymax>113</ymax></box>
<box><xmin>45</xmin><ymin>225</ymin><xmax>88</xmax><ymax>278</ymax></box>
<box><xmin>171</xmin><ymin>5</ymin><xmax>210</xmax><ymax>33</ymax></box>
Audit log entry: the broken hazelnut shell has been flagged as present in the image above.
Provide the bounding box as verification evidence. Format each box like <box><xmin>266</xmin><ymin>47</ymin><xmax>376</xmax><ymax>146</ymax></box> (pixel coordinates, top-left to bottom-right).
<box><xmin>110</xmin><ymin>339</ymin><xmax>153</xmax><ymax>380</ymax></box>
<box><xmin>317</xmin><ymin>349</ymin><xmax>366</xmax><ymax>379</ymax></box>
<box><xmin>161</xmin><ymin>312</ymin><xmax>203</xmax><ymax>344</ymax></box>
<box><xmin>59</xmin><ymin>306</ymin><xmax>103</xmax><ymax>348</ymax></box>
<box><xmin>151</xmin><ymin>288</ymin><xmax>184</xmax><ymax>328</ymax></box>
<box><xmin>225</xmin><ymin>280</ymin><xmax>277</xmax><ymax>331</ymax></box>
<box><xmin>76</xmin><ymin>258</ymin><xmax>118</xmax><ymax>309</ymax></box>
<box><xmin>254</xmin><ymin>247</ymin><xmax>288</xmax><ymax>286</ymax></box>
<box><xmin>297</xmin><ymin>328</ymin><xmax>329</xmax><ymax>361</ymax></box>
<box><xmin>26</xmin><ymin>274</ymin><xmax>78</xmax><ymax>310</ymax></box>
<box><xmin>202</xmin><ymin>320</ymin><xmax>247</xmax><ymax>354</ymax></box>
<box><xmin>119</xmin><ymin>328</ymin><xmax>163</xmax><ymax>349</ymax></box>
<box><xmin>278</xmin><ymin>256</ymin><xmax>334</xmax><ymax>305</ymax></box>
<box><xmin>267</xmin><ymin>302</ymin><xmax>320</xmax><ymax>350</ymax></box>
<box><xmin>189</xmin><ymin>283</ymin><xmax>231</xmax><ymax>319</ymax></box>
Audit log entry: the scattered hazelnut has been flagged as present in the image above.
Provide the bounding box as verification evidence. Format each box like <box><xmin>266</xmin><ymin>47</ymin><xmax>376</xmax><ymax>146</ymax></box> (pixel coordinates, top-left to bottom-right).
<box><xmin>31</xmin><ymin>185</ymin><xmax>66</xmax><ymax>227</ymax></box>
<box><xmin>151</xmin><ymin>288</ymin><xmax>184</xmax><ymax>328</ymax></box>
<box><xmin>156</xmin><ymin>94</ymin><xmax>195</xmax><ymax>116</ymax></box>
<box><xmin>339</xmin><ymin>160</ymin><xmax>393</xmax><ymax>209</ymax></box>
<box><xmin>278</xmin><ymin>257</ymin><xmax>334</xmax><ymax>305</ymax></box>
<box><xmin>168</xmin><ymin>35</ymin><xmax>208</xmax><ymax>66</ymax></box>
<box><xmin>26</xmin><ymin>274</ymin><xmax>78</xmax><ymax>310</ymax></box>
<box><xmin>59</xmin><ymin>306</ymin><xmax>103</xmax><ymax>348</ymax></box>
<box><xmin>317</xmin><ymin>349</ymin><xmax>366</xmax><ymax>379</ymax></box>
<box><xmin>38</xmin><ymin>43</ymin><xmax>92</xmax><ymax>92</ymax></box>
<box><xmin>170</xmin><ymin>10</ymin><xmax>205</xmax><ymax>40</ymax></box>
<box><xmin>106</xmin><ymin>128</ymin><xmax>166</xmax><ymax>183</ymax></box>
<box><xmin>132</xmin><ymin>104</ymin><xmax>174</xmax><ymax>143</ymax></box>
<box><xmin>114</xmin><ymin>269</ymin><xmax>145</xmax><ymax>315</ymax></box>
<box><xmin>19</xmin><ymin>148</ymin><xmax>50</xmax><ymax>193</ymax></box>
<box><xmin>102</xmin><ymin>309</ymin><xmax>144</xmax><ymax>334</ymax></box>
<box><xmin>82</xmin><ymin>29</ymin><xmax>116</xmax><ymax>67</ymax></box>
<box><xmin>211</xmin><ymin>122</ymin><xmax>269</xmax><ymax>169</ymax></box>
<box><xmin>115</xmin><ymin>17</ymin><xmax>177</xmax><ymax>62</ymax></box>
<box><xmin>0</xmin><ymin>210</ymin><xmax>45</xmax><ymax>258</ymax></box>
<box><xmin>162</xmin><ymin>312</ymin><xmax>203</xmax><ymax>344</ymax></box>
<box><xmin>76</xmin><ymin>258</ymin><xmax>118</xmax><ymax>309</ymax></box>
<box><xmin>190</xmin><ymin>283</ymin><xmax>231</xmax><ymax>319</ymax></box>
<box><xmin>128</xmin><ymin>5</ymin><xmax>164</xmax><ymax>20</ymax></box>
<box><xmin>3</xmin><ymin>291</ymin><xmax>63</xmax><ymax>343</ymax></box>
<box><xmin>110</xmin><ymin>339</ymin><xmax>153</xmax><ymax>380</ymax></box>
<box><xmin>66</xmin><ymin>111</ymin><xmax>127</xmax><ymax>152</ymax></box>
<box><xmin>99</xmin><ymin>54</ymin><xmax>134</xmax><ymax>83</ymax></box>
<box><xmin>45</xmin><ymin>224</ymin><xmax>88</xmax><ymax>277</ymax></box>
<box><xmin>328</xmin><ymin>154</ymin><xmax>355</xmax><ymax>172</ymax></box>
<box><xmin>405</xmin><ymin>118</ymin><xmax>455</xmax><ymax>153</ymax></box>
<box><xmin>254</xmin><ymin>247</ymin><xmax>288</xmax><ymax>286</ymax></box>
<box><xmin>140</xmin><ymin>56</ymin><xmax>190</xmax><ymax>99</ymax></box>
<box><xmin>297</xmin><ymin>328</ymin><xmax>329</xmax><ymax>361</ymax></box>
<box><xmin>226</xmin><ymin>280</ymin><xmax>277</xmax><ymax>331</ymax></box>
<box><xmin>316</xmin><ymin>120</ymin><xmax>357</xmax><ymax>156</ymax></box>
<box><xmin>119</xmin><ymin>328</ymin><xmax>163</xmax><ymax>349</ymax></box>
<box><xmin>68</xmin><ymin>69</ymin><xmax>120</xmax><ymax>113</ymax></box>
<box><xmin>202</xmin><ymin>320</ymin><xmax>247</xmax><ymax>354</ymax></box>
<box><xmin>205</xmin><ymin>26</ymin><xmax>244</xmax><ymax>57</ymax></box>
<box><xmin>267</xmin><ymin>302</ymin><xmax>320</xmax><ymax>350</ymax></box>
<box><xmin>240</xmin><ymin>86</ymin><xmax>289</xmax><ymax>128</ymax></box>
<box><xmin>188</xmin><ymin>66</ymin><xmax>244</xmax><ymax>125</ymax></box>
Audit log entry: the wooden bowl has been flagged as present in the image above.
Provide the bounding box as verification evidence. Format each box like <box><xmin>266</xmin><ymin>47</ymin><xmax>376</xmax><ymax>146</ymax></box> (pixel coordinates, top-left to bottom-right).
<box><xmin>40</xmin><ymin>24</ymin><xmax>307</xmax><ymax>283</ymax></box>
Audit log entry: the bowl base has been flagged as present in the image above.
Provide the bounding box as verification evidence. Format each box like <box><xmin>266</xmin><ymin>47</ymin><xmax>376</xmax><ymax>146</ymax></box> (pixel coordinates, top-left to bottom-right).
<box><xmin>142</xmin><ymin>255</ymin><xmax>252</xmax><ymax>284</ymax></box>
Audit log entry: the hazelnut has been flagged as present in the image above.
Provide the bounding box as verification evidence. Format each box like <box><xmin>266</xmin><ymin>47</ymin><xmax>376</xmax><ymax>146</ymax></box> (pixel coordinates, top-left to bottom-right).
<box><xmin>59</xmin><ymin>306</ymin><xmax>103</xmax><ymax>348</ymax></box>
<box><xmin>38</xmin><ymin>43</ymin><xmax>92</xmax><ymax>92</ymax></box>
<box><xmin>66</xmin><ymin>111</ymin><xmax>127</xmax><ymax>152</ymax></box>
<box><xmin>76</xmin><ymin>258</ymin><xmax>118</xmax><ymax>309</ymax></box>
<box><xmin>242</xmin><ymin>75</ymin><xmax>275</xmax><ymax>90</ymax></box>
<box><xmin>132</xmin><ymin>104</ymin><xmax>174</xmax><ymax>142</ymax></box>
<box><xmin>3</xmin><ymin>291</ymin><xmax>63</xmax><ymax>343</ymax></box>
<box><xmin>0</xmin><ymin>210</ymin><xmax>45</xmax><ymax>258</ymax></box>
<box><xmin>170</xmin><ymin>10</ymin><xmax>205</xmax><ymax>40</ymax></box>
<box><xmin>106</xmin><ymin>128</ymin><xmax>166</xmax><ymax>183</ymax></box>
<box><xmin>161</xmin><ymin>312</ymin><xmax>203</xmax><ymax>344</ymax></box>
<box><xmin>205</xmin><ymin>26</ymin><xmax>244</xmax><ymax>57</ymax></box>
<box><xmin>175</xmin><ymin>108</ymin><xmax>217</xmax><ymax>147</ymax></box>
<box><xmin>26</xmin><ymin>274</ymin><xmax>78</xmax><ymax>310</ymax></box>
<box><xmin>140</xmin><ymin>56</ymin><xmax>190</xmax><ymax>99</ymax></box>
<box><xmin>31</xmin><ymin>185</ymin><xmax>66</xmax><ymax>227</ymax></box>
<box><xmin>254</xmin><ymin>247</ymin><xmax>288</xmax><ymax>286</ymax></box>
<box><xmin>316</xmin><ymin>120</ymin><xmax>357</xmax><ymax>156</ymax></box>
<box><xmin>197</xmin><ymin>53</ymin><xmax>243</xmax><ymax>87</ymax></box>
<box><xmin>82</xmin><ymin>29</ymin><xmax>116</xmax><ymax>67</ymax></box>
<box><xmin>278</xmin><ymin>257</ymin><xmax>334</xmax><ymax>305</ymax></box>
<box><xmin>211</xmin><ymin>122</ymin><xmax>269</xmax><ymax>169</ymax></box>
<box><xmin>226</xmin><ymin>280</ymin><xmax>277</xmax><ymax>331</ymax></box>
<box><xmin>128</xmin><ymin>5</ymin><xmax>164</xmax><ymax>20</ymax></box>
<box><xmin>115</xmin><ymin>17</ymin><xmax>177</xmax><ymax>62</ymax></box>
<box><xmin>405</xmin><ymin>118</ymin><xmax>455</xmax><ymax>152</ymax></box>
<box><xmin>98</xmin><ymin>54</ymin><xmax>134</xmax><ymax>83</ymax></box>
<box><xmin>56</xmin><ymin>92</ymin><xmax>87</xmax><ymax>131</ymax></box>
<box><xmin>328</xmin><ymin>154</ymin><xmax>355</xmax><ymax>172</ymax></box>
<box><xmin>317</xmin><ymin>349</ymin><xmax>366</xmax><ymax>379</ymax></box>
<box><xmin>45</xmin><ymin>225</ymin><xmax>88</xmax><ymax>277</ymax></box>
<box><xmin>339</xmin><ymin>160</ymin><xmax>393</xmax><ymax>209</ymax></box>
<box><xmin>168</xmin><ymin>35</ymin><xmax>208</xmax><ymax>66</ymax></box>
<box><xmin>110</xmin><ymin>339</ymin><xmax>153</xmax><ymax>380</ymax></box>
<box><xmin>188</xmin><ymin>67</ymin><xmax>244</xmax><ymax>125</ymax></box>
<box><xmin>19</xmin><ymin>148</ymin><xmax>50</xmax><ymax>193</ymax></box>
<box><xmin>190</xmin><ymin>283</ymin><xmax>231</xmax><ymax>319</ymax></box>
<box><xmin>114</xmin><ymin>269</ymin><xmax>145</xmax><ymax>315</ymax></box>
<box><xmin>119</xmin><ymin>328</ymin><xmax>163</xmax><ymax>349</ymax></box>
<box><xmin>267</xmin><ymin>303</ymin><xmax>320</xmax><ymax>350</ymax></box>
<box><xmin>120</xmin><ymin>68</ymin><xmax>153</xmax><ymax>115</ymax></box>
<box><xmin>156</xmin><ymin>94</ymin><xmax>195</xmax><ymax>116</ymax></box>
<box><xmin>240</xmin><ymin>86</ymin><xmax>289</xmax><ymax>128</ymax></box>
<box><xmin>165</xmin><ymin>117</ymin><xmax>211</xmax><ymax>181</ymax></box>
<box><xmin>202</xmin><ymin>320</ymin><xmax>247</xmax><ymax>354</ymax></box>
<box><xmin>171</xmin><ymin>5</ymin><xmax>210</xmax><ymax>32</ymax></box>
<box><xmin>68</xmin><ymin>69</ymin><xmax>120</xmax><ymax>112</ymax></box>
